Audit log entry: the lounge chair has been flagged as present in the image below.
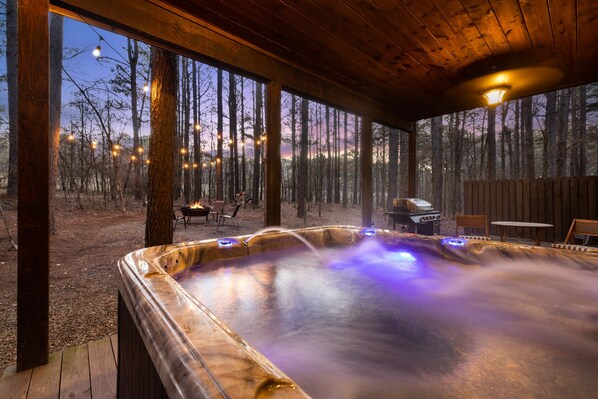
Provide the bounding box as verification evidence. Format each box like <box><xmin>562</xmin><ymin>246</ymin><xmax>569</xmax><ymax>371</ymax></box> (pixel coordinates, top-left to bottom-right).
<box><xmin>218</xmin><ymin>204</ymin><xmax>241</xmax><ymax>226</ymax></box>
<box><xmin>455</xmin><ymin>214</ymin><xmax>491</xmax><ymax>240</ymax></box>
<box><xmin>552</xmin><ymin>219</ymin><xmax>598</xmax><ymax>252</ymax></box>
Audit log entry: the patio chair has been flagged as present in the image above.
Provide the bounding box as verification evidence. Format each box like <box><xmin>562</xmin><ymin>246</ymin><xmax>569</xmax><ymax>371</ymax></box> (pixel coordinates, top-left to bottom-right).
<box><xmin>218</xmin><ymin>204</ymin><xmax>241</xmax><ymax>226</ymax></box>
<box><xmin>455</xmin><ymin>214</ymin><xmax>490</xmax><ymax>240</ymax></box>
<box><xmin>173</xmin><ymin>209</ymin><xmax>186</xmax><ymax>230</ymax></box>
<box><xmin>552</xmin><ymin>219</ymin><xmax>598</xmax><ymax>252</ymax></box>
<box><xmin>209</xmin><ymin>200</ymin><xmax>225</xmax><ymax>221</ymax></box>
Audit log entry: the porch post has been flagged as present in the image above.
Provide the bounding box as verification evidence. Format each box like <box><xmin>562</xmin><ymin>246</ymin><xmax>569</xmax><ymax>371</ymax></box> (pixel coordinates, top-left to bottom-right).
<box><xmin>361</xmin><ymin>115</ymin><xmax>373</xmax><ymax>227</ymax></box>
<box><xmin>17</xmin><ymin>0</ymin><xmax>50</xmax><ymax>371</ymax></box>
<box><xmin>264</xmin><ymin>80</ymin><xmax>281</xmax><ymax>226</ymax></box>
<box><xmin>408</xmin><ymin>124</ymin><xmax>417</xmax><ymax>197</ymax></box>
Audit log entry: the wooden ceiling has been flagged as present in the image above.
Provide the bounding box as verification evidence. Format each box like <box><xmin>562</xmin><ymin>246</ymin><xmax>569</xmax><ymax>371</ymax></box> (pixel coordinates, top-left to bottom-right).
<box><xmin>160</xmin><ymin>0</ymin><xmax>598</xmax><ymax>121</ymax></box>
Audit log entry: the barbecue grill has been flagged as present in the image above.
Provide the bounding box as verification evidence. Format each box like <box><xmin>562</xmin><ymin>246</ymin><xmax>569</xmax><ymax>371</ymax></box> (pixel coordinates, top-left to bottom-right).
<box><xmin>386</xmin><ymin>198</ymin><xmax>441</xmax><ymax>235</ymax></box>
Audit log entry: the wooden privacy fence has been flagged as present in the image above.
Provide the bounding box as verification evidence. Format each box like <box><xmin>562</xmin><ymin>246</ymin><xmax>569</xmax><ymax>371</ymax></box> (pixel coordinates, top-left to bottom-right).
<box><xmin>463</xmin><ymin>176</ymin><xmax>598</xmax><ymax>242</ymax></box>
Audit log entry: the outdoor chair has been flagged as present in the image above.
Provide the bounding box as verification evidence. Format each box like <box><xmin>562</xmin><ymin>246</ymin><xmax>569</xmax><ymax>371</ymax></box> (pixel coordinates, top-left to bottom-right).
<box><xmin>552</xmin><ymin>219</ymin><xmax>598</xmax><ymax>252</ymax></box>
<box><xmin>218</xmin><ymin>204</ymin><xmax>241</xmax><ymax>226</ymax></box>
<box><xmin>173</xmin><ymin>209</ymin><xmax>186</xmax><ymax>230</ymax></box>
<box><xmin>209</xmin><ymin>201</ymin><xmax>225</xmax><ymax>221</ymax></box>
<box><xmin>455</xmin><ymin>214</ymin><xmax>491</xmax><ymax>240</ymax></box>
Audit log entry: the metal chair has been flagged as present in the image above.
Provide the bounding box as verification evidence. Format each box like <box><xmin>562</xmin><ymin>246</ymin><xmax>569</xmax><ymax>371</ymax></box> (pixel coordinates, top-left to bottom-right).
<box><xmin>455</xmin><ymin>214</ymin><xmax>490</xmax><ymax>240</ymax></box>
<box><xmin>173</xmin><ymin>209</ymin><xmax>186</xmax><ymax>230</ymax></box>
<box><xmin>218</xmin><ymin>204</ymin><xmax>241</xmax><ymax>226</ymax></box>
<box><xmin>209</xmin><ymin>200</ymin><xmax>225</xmax><ymax>221</ymax></box>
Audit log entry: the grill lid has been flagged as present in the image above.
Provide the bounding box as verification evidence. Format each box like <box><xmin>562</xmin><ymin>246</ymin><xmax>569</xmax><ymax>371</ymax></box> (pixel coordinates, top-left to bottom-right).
<box><xmin>393</xmin><ymin>198</ymin><xmax>434</xmax><ymax>213</ymax></box>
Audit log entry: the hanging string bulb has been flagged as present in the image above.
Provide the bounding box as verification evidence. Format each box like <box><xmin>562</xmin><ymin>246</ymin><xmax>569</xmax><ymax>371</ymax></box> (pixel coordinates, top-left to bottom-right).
<box><xmin>92</xmin><ymin>45</ymin><xmax>101</xmax><ymax>58</ymax></box>
<box><xmin>143</xmin><ymin>83</ymin><xmax>149</xmax><ymax>93</ymax></box>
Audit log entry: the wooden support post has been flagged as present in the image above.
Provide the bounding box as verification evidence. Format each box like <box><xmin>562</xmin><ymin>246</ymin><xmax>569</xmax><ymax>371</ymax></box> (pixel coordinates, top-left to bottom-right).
<box><xmin>17</xmin><ymin>0</ymin><xmax>50</xmax><ymax>371</ymax></box>
<box><xmin>265</xmin><ymin>81</ymin><xmax>281</xmax><ymax>226</ymax></box>
<box><xmin>361</xmin><ymin>115</ymin><xmax>373</xmax><ymax>227</ymax></box>
<box><xmin>408</xmin><ymin>126</ymin><xmax>417</xmax><ymax>197</ymax></box>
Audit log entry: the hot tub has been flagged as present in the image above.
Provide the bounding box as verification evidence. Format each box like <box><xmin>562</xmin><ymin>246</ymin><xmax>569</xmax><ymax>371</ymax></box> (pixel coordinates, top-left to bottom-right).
<box><xmin>116</xmin><ymin>226</ymin><xmax>598</xmax><ymax>398</ymax></box>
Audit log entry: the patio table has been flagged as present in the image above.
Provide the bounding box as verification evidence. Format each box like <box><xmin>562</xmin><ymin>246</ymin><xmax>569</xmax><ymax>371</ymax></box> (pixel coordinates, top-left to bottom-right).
<box><xmin>491</xmin><ymin>221</ymin><xmax>553</xmax><ymax>246</ymax></box>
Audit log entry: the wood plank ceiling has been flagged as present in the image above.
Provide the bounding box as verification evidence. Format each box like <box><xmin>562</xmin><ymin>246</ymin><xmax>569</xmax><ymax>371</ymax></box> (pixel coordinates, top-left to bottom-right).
<box><xmin>162</xmin><ymin>0</ymin><xmax>598</xmax><ymax>121</ymax></box>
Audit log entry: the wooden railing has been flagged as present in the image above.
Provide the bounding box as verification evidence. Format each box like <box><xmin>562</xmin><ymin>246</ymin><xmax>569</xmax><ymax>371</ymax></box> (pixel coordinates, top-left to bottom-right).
<box><xmin>463</xmin><ymin>176</ymin><xmax>598</xmax><ymax>242</ymax></box>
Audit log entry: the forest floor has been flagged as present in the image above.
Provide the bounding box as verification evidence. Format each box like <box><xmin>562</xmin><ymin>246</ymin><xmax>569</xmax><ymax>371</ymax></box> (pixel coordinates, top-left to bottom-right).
<box><xmin>0</xmin><ymin>194</ymin><xmax>489</xmax><ymax>371</ymax></box>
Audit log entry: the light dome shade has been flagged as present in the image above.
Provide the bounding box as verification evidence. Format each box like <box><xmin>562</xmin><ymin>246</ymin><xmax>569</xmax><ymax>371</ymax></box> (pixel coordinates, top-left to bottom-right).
<box><xmin>483</xmin><ymin>86</ymin><xmax>509</xmax><ymax>106</ymax></box>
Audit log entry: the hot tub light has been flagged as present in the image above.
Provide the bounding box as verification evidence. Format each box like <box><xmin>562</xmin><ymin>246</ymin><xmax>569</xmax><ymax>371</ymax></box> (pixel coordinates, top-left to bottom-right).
<box><xmin>360</xmin><ymin>228</ymin><xmax>377</xmax><ymax>237</ymax></box>
<box><xmin>217</xmin><ymin>238</ymin><xmax>238</xmax><ymax>248</ymax></box>
<box><xmin>442</xmin><ymin>237</ymin><xmax>467</xmax><ymax>247</ymax></box>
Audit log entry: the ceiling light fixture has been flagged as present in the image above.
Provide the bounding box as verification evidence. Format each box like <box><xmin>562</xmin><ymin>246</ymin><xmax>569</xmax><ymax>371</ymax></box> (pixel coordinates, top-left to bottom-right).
<box><xmin>483</xmin><ymin>86</ymin><xmax>510</xmax><ymax>106</ymax></box>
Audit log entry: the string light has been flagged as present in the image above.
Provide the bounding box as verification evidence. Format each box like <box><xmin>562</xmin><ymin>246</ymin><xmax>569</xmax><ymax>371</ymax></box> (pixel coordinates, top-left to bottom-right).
<box><xmin>217</xmin><ymin>135</ymin><xmax>221</xmax><ymax>140</ymax></box>
<box><xmin>180</xmin><ymin>147</ymin><xmax>187</xmax><ymax>155</ymax></box>
<box><xmin>137</xmin><ymin>147</ymin><xmax>144</xmax><ymax>153</ymax></box>
<box><xmin>145</xmin><ymin>159</ymin><xmax>151</xmax><ymax>165</ymax></box>
<box><xmin>91</xmin><ymin>140</ymin><xmax>97</xmax><ymax>150</ymax></box>
<box><xmin>112</xmin><ymin>150</ymin><xmax>118</xmax><ymax>157</ymax></box>
<box><xmin>67</xmin><ymin>134</ymin><xmax>75</xmax><ymax>142</ymax></box>
<box><xmin>143</xmin><ymin>83</ymin><xmax>149</xmax><ymax>93</ymax></box>
<box><xmin>113</xmin><ymin>144</ymin><xmax>121</xmax><ymax>151</ymax></box>
<box><xmin>131</xmin><ymin>155</ymin><xmax>137</xmax><ymax>161</ymax></box>
<box><xmin>229</xmin><ymin>138</ymin><xmax>234</xmax><ymax>146</ymax></box>
<box><xmin>202</xmin><ymin>162</ymin><xmax>207</xmax><ymax>168</ymax></box>
<box><xmin>210</xmin><ymin>161</ymin><xmax>215</xmax><ymax>166</ymax></box>
<box><xmin>92</xmin><ymin>45</ymin><xmax>101</xmax><ymax>58</ymax></box>
<box><xmin>195</xmin><ymin>124</ymin><xmax>201</xmax><ymax>131</ymax></box>
<box><xmin>193</xmin><ymin>163</ymin><xmax>198</xmax><ymax>169</ymax></box>
<box><xmin>183</xmin><ymin>163</ymin><xmax>189</xmax><ymax>169</ymax></box>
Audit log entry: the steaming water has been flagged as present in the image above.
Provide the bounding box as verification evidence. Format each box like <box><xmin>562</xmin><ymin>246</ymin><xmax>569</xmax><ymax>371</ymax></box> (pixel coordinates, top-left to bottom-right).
<box><xmin>177</xmin><ymin>240</ymin><xmax>598</xmax><ymax>398</ymax></box>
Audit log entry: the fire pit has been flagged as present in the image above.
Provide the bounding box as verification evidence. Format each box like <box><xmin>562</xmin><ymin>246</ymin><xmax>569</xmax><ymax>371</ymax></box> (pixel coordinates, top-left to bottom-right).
<box><xmin>180</xmin><ymin>202</ymin><xmax>211</xmax><ymax>226</ymax></box>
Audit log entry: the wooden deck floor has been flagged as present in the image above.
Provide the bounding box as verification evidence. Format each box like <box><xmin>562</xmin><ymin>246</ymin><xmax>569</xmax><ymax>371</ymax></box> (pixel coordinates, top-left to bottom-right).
<box><xmin>0</xmin><ymin>335</ymin><xmax>117</xmax><ymax>399</ymax></box>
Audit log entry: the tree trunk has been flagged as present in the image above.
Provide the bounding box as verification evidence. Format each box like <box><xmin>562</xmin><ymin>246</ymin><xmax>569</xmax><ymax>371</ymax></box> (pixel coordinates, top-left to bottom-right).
<box><xmin>192</xmin><ymin>61</ymin><xmax>202</xmax><ymax>200</ymax></box>
<box><xmin>240</xmin><ymin>77</ymin><xmax>246</xmax><ymax>194</ymax></box>
<box><xmin>182</xmin><ymin>59</ymin><xmax>191</xmax><ymax>203</ymax></box>
<box><xmin>228</xmin><ymin>72</ymin><xmax>237</xmax><ymax>201</ymax></box>
<box><xmin>486</xmin><ymin>106</ymin><xmax>496</xmax><ymax>180</ymax></box>
<box><xmin>513</xmin><ymin>99</ymin><xmax>520</xmax><ymax>178</ymax></box>
<box><xmin>127</xmin><ymin>39</ymin><xmax>144</xmax><ymax>200</ymax></box>
<box><xmin>556</xmin><ymin>89</ymin><xmax>571</xmax><ymax>177</ymax></box>
<box><xmin>353</xmin><ymin>115</ymin><xmax>360</xmax><ymax>204</ymax></box>
<box><xmin>145</xmin><ymin>47</ymin><xmax>176</xmax><ymax>247</ymax></box>
<box><xmin>252</xmin><ymin>82</ymin><xmax>262</xmax><ymax>206</ymax></box>
<box><xmin>431</xmin><ymin>116</ymin><xmax>443</xmax><ymax>213</ymax></box>
<box><xmin>399</xmin><ymin>130</ymin><xmax>409</xmax><ymax>198</ymax></box>
<box><xmin>545</xmin><ymin>91</ymin><xmax>558</xmax><ymax>177</ymax></box>
<box><xmin>453</xmin><ymin>112</ymin><xmax>464</xmax><ymax>215</ymax></box>
<box><xmin>291</xmin><ymin>95</ymin><xmax>296</xmax><ymax>202</ymax></box>
<box><xmin>342</xmin><ymin>112</ymin><xmax>348</xmax><ymax>208</ymax></box>
<box><xmin>297</xmin><ymin>98</ymin><xmax>308</xmax><ymax>219</ymax></box>
<box><xmin>216</xmin><ymin>69</ymin><xmax>224</xmax><ymax>200</ymax></box>
<box><xmin>49</xmin><ymin>13</ymin><xmax>63</xmax><ymax>234</ymax></box>
<box><xmin>522</xmin><ymin>97</ymin><xmax>535</xmax><ymax>178</ymax></box>
<box><xmin>387</xmin><ymin>128</ymin><xmax>398</xmax><ymax>210</ymax></box>
<box><xmin>325</xmin><ymin>106</ymin><xmax>332</xmax><ymax>203</ymax></box>
<box><xmin>334</xmin><ymin>110</ymin><xmax>341</xmax><ymax>203</ymax></box>
<box><xmin>579</xmin><ymin>85</ymin><xmax>587</xmax><ymax>176</ymax></box>
<box><xmin>6</xmin><ymin>0</ymin><xmax>18</xmax><ymax>197</ymax></box>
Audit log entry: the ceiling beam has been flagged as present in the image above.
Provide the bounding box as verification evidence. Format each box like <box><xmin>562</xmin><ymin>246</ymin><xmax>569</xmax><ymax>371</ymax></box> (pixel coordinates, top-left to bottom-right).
<box><xmin>50</xmin><ymin>0</ymin><xmax>413</xmax><ymax>130</ymax></box>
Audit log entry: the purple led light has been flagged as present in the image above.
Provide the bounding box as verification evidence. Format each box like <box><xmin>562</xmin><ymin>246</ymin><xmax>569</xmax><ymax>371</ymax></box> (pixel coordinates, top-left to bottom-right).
<box><xmin>360</xmin><ymin>228</ymin><xmax>377</xmax><ymax>237</ymax></box>
<box><xmin>217</xmin><ymin>238</ymin><xmax>238</xmax><ymax>248</ymax></box>
<box><xmin>442</xmin><ymin>238</ymin><xmax>467</xmax><ymax>247</ymax></box>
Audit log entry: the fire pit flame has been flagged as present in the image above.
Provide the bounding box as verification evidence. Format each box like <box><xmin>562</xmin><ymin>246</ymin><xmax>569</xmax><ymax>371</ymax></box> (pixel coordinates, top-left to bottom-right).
<box><xmin>190</xmin><ymin>201</ymin><xmax>204</xmax><ymax>209</ymax></box>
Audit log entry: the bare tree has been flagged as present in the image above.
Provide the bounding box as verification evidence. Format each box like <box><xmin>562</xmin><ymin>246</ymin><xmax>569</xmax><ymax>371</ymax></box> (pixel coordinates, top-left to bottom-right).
<box><xmin>252</xmin><ymin>82</ymin><xmax>263</xmax><ymax>206</ymax></box>
<box><xmin>556</xmin><ymin>89</ymin><xmax>571</xmax><ymax>176</ymax></box>
<box><xmin>49</xmin><ymin>13</ymin><xmax>63</xmax><ymax>233</ymax></box>
<box><xmin>486</xmin><ymin>106</ymin><xmax>497</xmax><ymax>180</ymax></box>
<box><xmin>545</xmin><ymin>91</ymin><xmax>558</xmax><ymax>177</ymax></box>
<box><xmin>431</xmin><ymin>116</ymin><xmax>443</xmax><ymax>212</ymax></box>
<box><xmin>522</xmin><ymin>97</ymin><xmax>535</xmax><ymax>178</ymax></box>
<box><xmin>297</xmin><ymin>98</ymin><xmax>308</xmax><ymax>219</ymax></box>
<box><xmin>216</xmin><ymin>68</ymin><xmax>223</xmax><ymax>200</ymax></box>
